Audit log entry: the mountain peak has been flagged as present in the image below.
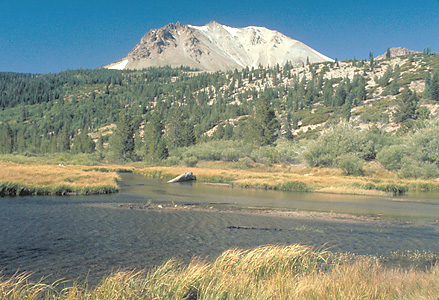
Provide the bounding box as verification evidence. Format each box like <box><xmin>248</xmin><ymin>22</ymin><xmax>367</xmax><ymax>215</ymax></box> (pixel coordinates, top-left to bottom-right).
<box><xmin>376</xmin><ymin>47</ymin><xmax>421</xmax><ymax>60</ymax></box>
<box><xmin>207</xmin><ymin>20</ymin><xmax>221</xmax><ymax>26</ymax></box>
<box><xmin>105</xmin><ymin>21</ymin><xmax>332</xmax><ymax>71</ymax></box>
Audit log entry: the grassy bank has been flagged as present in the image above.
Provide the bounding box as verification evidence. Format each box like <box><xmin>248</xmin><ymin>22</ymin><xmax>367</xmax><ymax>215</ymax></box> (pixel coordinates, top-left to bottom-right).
<box><xmin>0</xmin><ymin>161</ymin><xmax>121</xmax><ymax>196</ymax></box>
<box><xmin>2</xmin><ymin>244</ymin><xmax>439</xmax><ymax>299</ymax></box>
<box><xmin>2</xmin><ymin>155</ymin><xmax>439</xmax><ymax>197</ymax></box>
<box><xmin>136</xmin><ymin>162</ymin><xmax>439</xmax><ymax>196</ymax></box>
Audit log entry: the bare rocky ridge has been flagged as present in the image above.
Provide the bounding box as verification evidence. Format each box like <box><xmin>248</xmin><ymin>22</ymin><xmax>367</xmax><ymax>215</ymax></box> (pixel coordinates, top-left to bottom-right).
<box><xmin>105</xmin><ymin>21</ymin><xmax>333</xmax><ymax>71</ymax></box>
<box><xmin>376</xmin><ymin>47</ymin><xmax>421</xmax><ymax>60</ymax></box>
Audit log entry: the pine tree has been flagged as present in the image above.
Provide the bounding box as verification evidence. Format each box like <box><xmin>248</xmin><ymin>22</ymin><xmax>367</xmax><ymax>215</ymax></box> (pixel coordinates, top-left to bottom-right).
<box><xmin>284</xmin><ymin>113</ymin><xmax>294</xmax><ymax>140</ymax></box>
<box><xmin>369</xmin><ymin>51</ymin><xmax>374</xmax><ymax>70</ymax></box>
<box><xmin>144</xmin><ymin>111</ymin><xmax>168</xmax><ymax>163</ymax></box>
<box><xmin>166</xmin><ymin>110</ymin><xmax>196</xmax><ymax>150</ymax></box>
<box><xmin>342</xmin><ymin>95</ymin><xmax>353</xmax><ymax>121</ymax></box>
<box><xmin>110</xmin><ymin>111</ymin><xmax>136</xmax><ymax>160</ymax></box>
<box><xmin>224</xmin><ymin>123</ymin><xmax>234</xmax><ymax>139</ymax></box>
<box><xmin>430</xmin><ymin>71</ymin><xmax>439</xmax><ymax>101</ymax></box>
<box><xmin>97</xmin><ymin>134</ymin><xmax>104</xmax><ymax>151</ymax></box>
<box><xmin>0</xmin><ymin>124</ymin><xmax>13</xmax><ymax>154</ymax></box>
<box><xmin>58</xmin><ymin>127</ymin><xmax>70</xmax><ymax>152</ymax></box>
<box><xmin>386</xmin><ymin>47</ymin><xmax>391</xmax><ymax>59</ymax></box>
<box><xmin>15</xmin><ymin>128</ymin><xmax>26</xmax><ymax>153</ymax></box>
<box><xmin>246</xmin><ymin>96</ymin><xmax>280</xmax><ymax>146</ymax></box>
<box><xmin>425</xmin><ymin>71</ymin><xmax>432</xmax><ymax>99</ymax></box>
<box><xmin>71</xmin><ymin>127</ymin><xmax>95</xmax><ymax>154</ymax></box>
<box><xmin>393</xmin><ymin>87</ymin><xmax>418</xmax><ymax>123</ymax></box>
<box><xmin>334</xmin><ymin>82</ymin><xmax>347</xmax><ymax>106</ymax></box>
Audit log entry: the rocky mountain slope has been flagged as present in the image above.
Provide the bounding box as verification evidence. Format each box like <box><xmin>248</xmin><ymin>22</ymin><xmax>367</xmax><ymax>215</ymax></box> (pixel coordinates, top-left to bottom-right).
<box><xmin>376</xmin><ymin>47</ymin><xmax>421</xmax><ymax>60</ymax></box>
<box><xmin>105</xmin><ymin>21</ymin><xmax>333</xmax><ymax>71</ymax></box>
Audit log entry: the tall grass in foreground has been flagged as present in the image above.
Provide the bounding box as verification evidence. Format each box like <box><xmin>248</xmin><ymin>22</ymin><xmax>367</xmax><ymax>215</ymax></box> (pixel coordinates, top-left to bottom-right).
<box><xmin>1</xmin><ymin>244</ymin><xmax>439</xmax><ymax>299</ymax></box>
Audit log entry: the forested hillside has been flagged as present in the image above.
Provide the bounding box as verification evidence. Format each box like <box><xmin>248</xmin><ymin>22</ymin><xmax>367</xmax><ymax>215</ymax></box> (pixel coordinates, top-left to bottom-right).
<box><xmin>1</xmin><ymin>52</ymin><xmax>439</xmax><ymax>179</ymax></box>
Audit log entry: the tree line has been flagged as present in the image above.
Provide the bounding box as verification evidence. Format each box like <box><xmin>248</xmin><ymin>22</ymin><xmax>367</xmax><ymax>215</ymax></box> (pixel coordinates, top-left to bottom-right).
<box><xmin>1</xmin><ymin>54</ymin><xmax>439</xmax><ymax>168</ymax></box>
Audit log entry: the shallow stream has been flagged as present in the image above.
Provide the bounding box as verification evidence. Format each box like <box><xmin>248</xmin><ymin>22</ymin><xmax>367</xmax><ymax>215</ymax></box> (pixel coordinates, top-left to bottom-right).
<box><xmin>1</xmin><ymin>173</ymin><xmax>439</xmax><ymax>282</ymax></box>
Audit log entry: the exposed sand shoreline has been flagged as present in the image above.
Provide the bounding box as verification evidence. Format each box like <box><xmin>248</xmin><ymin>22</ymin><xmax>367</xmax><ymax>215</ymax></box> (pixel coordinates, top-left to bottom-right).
<box><xmin>116</xmin><ymin>202</ymin><xmax>398</xmax><ymax>225</ymax></box>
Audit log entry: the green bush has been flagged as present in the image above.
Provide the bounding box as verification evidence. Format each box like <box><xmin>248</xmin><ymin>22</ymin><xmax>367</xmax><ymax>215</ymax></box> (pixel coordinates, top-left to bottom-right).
<box><xmin>360</xmin><ymin>107</ymin><xmax>389</xmax><ymax>123</ymax></box>
<box><xmin>409</xmin><ymin>125</ymin><xmax>439</xmax><ymax>167</ymax></box>
<box><xmin>376</xmin><ymin>145</ymin><xmax>405</xmax><ymax>171</ymax></box>
<box><xmin>376</xmin><ymin>184</ymin><xmax>408</xmax><ymax>195</ymax></box>
<box><xmin>174</xmin><ymin>140</ymin><xmax>253</xmax><ymax>162</ymax></box>
<box><xmin>303</xmin><ymin>123</ymin><xmax>379</xmax><ymax>167</ymax></box>
<box><xmin>277</xmin><ymin>181</ymin><xmax>313</xmax><ymax>192</ymax></box>
<box><xmin>398</xmin><ymin>159</ymin><xmax>439</xmax><ymax>179</ymax></box>
<box><xmin>336</xmin><ymin>154</ymin><xmax>364</xmax><ymax>176</ymax></box>
<box><xmin>236</xmin><ymin>157</ymin><xmax>254</xmax><ymax>169</ymax></box>
<box><xmin>183</xmin><ymin>156</ymin><xmax>198</xmax><ymax>167</ymax></box>
<box><xmin>162</xmin><ymin>156</ymin><xmax>181</xmax><ymax>166</ymax></box>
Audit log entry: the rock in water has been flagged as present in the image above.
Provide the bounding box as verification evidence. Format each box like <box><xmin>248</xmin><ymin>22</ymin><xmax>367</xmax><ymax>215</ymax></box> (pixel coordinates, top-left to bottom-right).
<box><xmin>167</xmin><ymin>172</ymin><xmax>196</xmax><ymax>183</ymax></box>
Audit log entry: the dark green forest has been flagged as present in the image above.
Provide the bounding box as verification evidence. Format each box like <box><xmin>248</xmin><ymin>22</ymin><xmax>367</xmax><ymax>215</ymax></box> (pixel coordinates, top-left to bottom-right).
<box><xmin>1</xmin><ymin>53</ymin><xmax>439</xmax><ymax>178</ymax></box>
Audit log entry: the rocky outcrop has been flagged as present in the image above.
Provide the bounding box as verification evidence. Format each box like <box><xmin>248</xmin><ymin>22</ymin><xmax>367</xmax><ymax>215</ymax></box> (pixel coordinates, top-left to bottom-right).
<box><xmin>376</xmin><ymin>47</ymin><xmax>421</xmax><ymax>60</ymax></box>
<box><xmin>167</xmin><ymin>172</ymin><xmax>196</xmax><ymax>183</ymax></box>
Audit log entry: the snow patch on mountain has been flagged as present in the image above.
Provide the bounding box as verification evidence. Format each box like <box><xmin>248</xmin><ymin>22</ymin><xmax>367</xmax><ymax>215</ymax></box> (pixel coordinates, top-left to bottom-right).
<box><xmin>108</xmin><ymin>59</ymin><xmax>129</xmax><ymax>70</ymax></box>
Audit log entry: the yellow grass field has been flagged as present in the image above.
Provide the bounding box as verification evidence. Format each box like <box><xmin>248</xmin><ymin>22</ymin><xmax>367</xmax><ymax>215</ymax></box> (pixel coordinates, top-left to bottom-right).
<box><xmin>2</xmin><ymin>157</ymin><xmax>438</xmax><ymax>197</ymax></box>
<box><xmin>2</xmin><ymin>244</ymin><xmax>438</xmax><ymax>299</ymax></box>
<box><xmin>0</xmin><ymin>161</ymin><xmax>120</xmax><ymax>196</ymax></box>
<box><xmin>136</xmin><ymin>162</ymin><xmax>439</xmax><ymax>196</ymax></box>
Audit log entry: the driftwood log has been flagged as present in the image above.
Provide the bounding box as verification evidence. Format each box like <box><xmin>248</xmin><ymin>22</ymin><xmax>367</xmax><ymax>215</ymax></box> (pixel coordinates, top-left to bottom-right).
<box><xmin>167</xmin><ymin>172</ymin><xmax>197</xmax><ymax>183</ymax></box>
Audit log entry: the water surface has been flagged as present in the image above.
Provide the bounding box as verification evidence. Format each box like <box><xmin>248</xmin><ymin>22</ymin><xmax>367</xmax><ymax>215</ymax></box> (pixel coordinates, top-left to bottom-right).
<box><xmin>1</xmin><ymin>173</ymin><xmax>439</xmax><ymax>281</ymax></box>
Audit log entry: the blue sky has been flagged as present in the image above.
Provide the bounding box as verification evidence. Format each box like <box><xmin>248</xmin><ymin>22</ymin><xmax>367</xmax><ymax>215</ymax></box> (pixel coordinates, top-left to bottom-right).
<box><xmin>1</xmin><ymin>0</ymin><xmax>438</xmax><ymax>74</ymax></box>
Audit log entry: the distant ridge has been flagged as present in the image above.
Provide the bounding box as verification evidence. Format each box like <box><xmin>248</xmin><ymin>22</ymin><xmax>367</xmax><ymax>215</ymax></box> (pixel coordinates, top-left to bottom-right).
<box><xmin>376</xmin><ymin>47</ymin><xmax>421</xmax><ymax>60</ymax></box>
<box><xmin>105</xmin><ymin>21</ymin><xmax>333</xmax><ymax>71</ymax></box>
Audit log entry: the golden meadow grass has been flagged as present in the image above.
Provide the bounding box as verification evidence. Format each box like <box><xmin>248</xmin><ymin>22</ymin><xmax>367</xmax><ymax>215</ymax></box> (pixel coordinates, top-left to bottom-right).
<box><xmin>2</xmin><ymin>155</ymin><xmax>438</xmax><ymax>197</ymax></box>
<box><xmin>1</xmin><ymin>244</ymin><xmax>438</xmax><ymax>300</ymax></box>
<box><xmin>136</xmin><ymin>162</ymin><xmax>439</xmax><ymax>196</ymax></box>
<box><xmin>0</xmin><ymin>161</ymin><xmax>120</xmax><ymax>196</ymax></box>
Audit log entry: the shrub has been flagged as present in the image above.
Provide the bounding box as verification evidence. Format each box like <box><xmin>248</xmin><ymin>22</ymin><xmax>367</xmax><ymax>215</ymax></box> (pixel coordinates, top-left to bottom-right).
<box><xmin>376</xmin><ymin>145</ymin><xmax>405</xmax><ymax>171</ymax></box>
<box><xmin>398</xmin><ymin>159</ymin><xmax>439</xmax><ymax>179</ymax></box>
<box><xmin>183</xmin><ymin>156</ymin><xmax>198</xmax><ymax>167</ymax></box>
<box><xmin>236</xmin><ymin>157</ymin><xmax>254</xmax><ymax>169</ymax></box>
<box><xmin>336</xmin><ymin>154</ymin><xmax>364</xmax><ymax>176</ymax></box>
<box><xmin>162</xmin><ymin>156</ymin><xmax>181</xmax><ymax>166</ymax></box>
<box><xmin>408</xmin><ymin>125</ymin><xmax>439</xmax><ymax>167</ymax></box>
<box><xmin>278</xmin><ymin>181</ymin><xmax>313</xmax><ymax>192</ymax></box>
<box><xmin>376</xmin><ymin>184</ymin><xmax>408</xmax><ymax>195</ymax></box>
<box><xmin>303</xmin><ymin>123</ymin><xmax>377</xmax><ymax>167</ymax></box>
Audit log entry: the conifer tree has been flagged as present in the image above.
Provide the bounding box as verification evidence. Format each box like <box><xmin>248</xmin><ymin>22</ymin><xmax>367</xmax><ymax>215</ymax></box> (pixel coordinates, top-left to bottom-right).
<box><xmin>334</xmin><ymin>82</ymin><xmax>347</xmax><ymax>106</ymax></box>
<box><xmin>394</xmin><ymin>87</ymin><xmax>418</xmax><ymax>123</ymax></box>
<box><xmin>97</xmin><ymin>134</ymin><xmax>104</xmax><ymax>151</ymax></box>
<box><xmin>425</xmin><ymin>71</ymin><xmax>432</xmax><ymax>99</ymax></box>
<box><xmin>0</xmin><ymin>124</ymin><xmax>13</xmax><ymax>154</ymax></box>
<box><xmin>430</xmin><ymin>71</ymin><xmax>439</xmax><ymax>101</ymax></box>
<box><xmin>246</xmin><ymin>95</ymin><xmax>280</xmax><ymax>146</ymax></box>
<box><xmin>166</xmin><ymin>110</ymin><xmax>196</xmax><ymax>150</ymax></box>
<box><xmin>144</xmin><ymin>111</ymin><xmax>168</xmax><ymax>163</ymax></box>
<box><xmin>15</xmin><ymin>128</ymin><xmax>26</xmax><ymax>153</ymax></box>
<box><xmin>386</xmin><ymin>47</ymin><xmax>391</xmax><ymax>59</ymax></box>
<box><xmin>369</xmin><ymin>51</ymin><xmax>374</xmax><ymax>70</ymax></box>
<box><xmin>110</xmin><ymin>111</ymin><xmax>136</xmax><ymax>161</ymax></box>
<box><xmin>58</xmin><ymin>127</ymin><xmax>70</xmax><ymax>152</ymax></box>
<box><xmin>284</xmin><ymin>113</ymin><xmax>294</xmax><ymax>140</ymax></box>
<box><xmin>71</xmin><ymin>127</ymin><xmax>95</xmax><ymax>154</ymax></box>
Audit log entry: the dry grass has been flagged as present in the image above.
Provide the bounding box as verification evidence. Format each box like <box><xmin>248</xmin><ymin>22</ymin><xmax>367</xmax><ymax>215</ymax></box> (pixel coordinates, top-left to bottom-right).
<box><xmin>0</xmin><ymin>161</ymin><xmax>120</xmax><ymax>196</ymax></box>
<box><xmin>1</xmin><ymin>244</ymin><xmax>439</xmax><ymax>299</ymax></box>
<box><xmin>136</xmin><ymin>163</ymin><xmax>439</xmax><ymax>196</ymax></box>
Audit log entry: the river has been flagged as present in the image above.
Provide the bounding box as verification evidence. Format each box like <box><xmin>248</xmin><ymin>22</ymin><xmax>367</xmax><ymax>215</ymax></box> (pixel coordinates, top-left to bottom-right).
<box><xmin>1</xmin><ymin>173</ymin><xmax>439</xmax><ymax>282</ymax></box>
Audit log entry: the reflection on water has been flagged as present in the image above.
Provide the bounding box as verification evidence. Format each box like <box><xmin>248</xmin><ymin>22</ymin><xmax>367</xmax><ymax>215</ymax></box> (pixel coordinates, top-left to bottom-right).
<box><xmin>1</xmin><ymin>173</ymin><xmax>439</xmax><ymax>282</ymax></box>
